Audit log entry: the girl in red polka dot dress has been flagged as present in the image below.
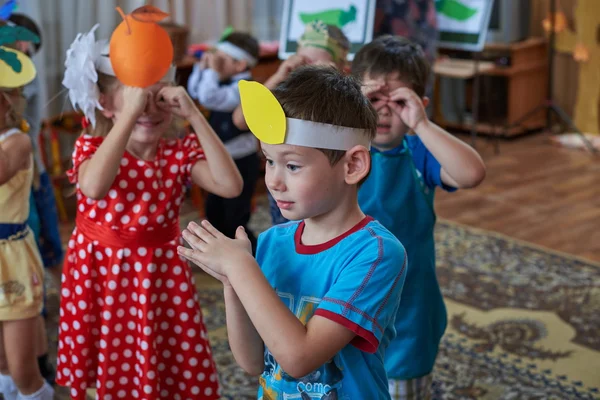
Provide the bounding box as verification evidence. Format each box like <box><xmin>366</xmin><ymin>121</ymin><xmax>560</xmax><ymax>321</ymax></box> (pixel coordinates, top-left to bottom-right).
<box><xmin>57</xmin><ymin>24</ymin><xmax>243</xmax><ymax>400</ymax></box>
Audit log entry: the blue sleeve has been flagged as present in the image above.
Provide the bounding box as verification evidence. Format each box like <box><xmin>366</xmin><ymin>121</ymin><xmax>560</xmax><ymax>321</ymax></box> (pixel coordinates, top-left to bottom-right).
<box><xmin>314</xmin><ymin>230</ymin><xmax>406</xmax><ymax>353</ymax></box>
<box><xmin>407</xmin><ymin>135</ymin><xmax>456</xmax><ymax>192</ymax></box>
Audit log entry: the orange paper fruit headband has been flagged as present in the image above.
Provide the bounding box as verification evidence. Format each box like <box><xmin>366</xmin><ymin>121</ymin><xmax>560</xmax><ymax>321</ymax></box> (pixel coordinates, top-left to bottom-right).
<box><xmin>109</xmin><ymin>5</ymin><xmax>175</xmax><ymax>87</ymax></box>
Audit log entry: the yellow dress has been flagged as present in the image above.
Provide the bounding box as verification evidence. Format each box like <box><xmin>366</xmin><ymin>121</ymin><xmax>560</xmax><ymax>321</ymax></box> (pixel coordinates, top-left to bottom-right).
<box><xmin>0</xmin><ymin>128</ymin><xmax>44</xmax><ymax>320</ymax></box>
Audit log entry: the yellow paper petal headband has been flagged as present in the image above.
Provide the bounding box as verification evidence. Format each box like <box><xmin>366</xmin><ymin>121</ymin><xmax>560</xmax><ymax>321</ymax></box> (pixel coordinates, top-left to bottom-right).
<box><xmin>239</xmin><ymin>80</ymin><xmax>370</xmax><ymax>150</ymax></box>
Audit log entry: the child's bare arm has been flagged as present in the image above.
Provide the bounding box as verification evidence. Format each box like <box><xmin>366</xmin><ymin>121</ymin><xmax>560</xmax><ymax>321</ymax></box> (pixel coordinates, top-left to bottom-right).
<box><xmin>187</xmin><ymin>111</ymin><xmax>243</xmax><ymax>198</ymax></box>
<box><xmin>224</xmin><ymin>286</ymin><xmax>264</xmax><ymax>375</ymax></box>
<box><xmin>389</xmin><ymin>87</ymin><xmax>486</xmax><ymax>188</ymax></box>
<box><xmin>415</xmin><ymin>120</ymin><xmax>486</xmax><ymax>188</ymax></box>
<box><xmin>157</xmin><ymin>86</ymin><xmax>243</xmax><ymax>198</ymax></box>
<box><xmin>226</xmin><ymin>259</ymin><xmax>355</xmax><ymax>378</ymax></box>
<box><xmin>265</xmin><ymin>55</ymin><xmax>308</xmax><ymax>90</ymax></box>
<box><xmin>179</xmin><ymin>221</ymin><xmax>357</xmax><ymax>379</ymax></box>
<box><xmin>0</xmin><ymin>133</ymin><xmax>32</xmax><ymax>185</ymax></box>
<box><xmin>78</xmin><ymin>87</ymin><xmax>148</xmax><ymax>199</ymax></box>
<box><xmin>181</xmin><ymin>225</ymin><xmax>264</xmax><ymax>375</ymax></box>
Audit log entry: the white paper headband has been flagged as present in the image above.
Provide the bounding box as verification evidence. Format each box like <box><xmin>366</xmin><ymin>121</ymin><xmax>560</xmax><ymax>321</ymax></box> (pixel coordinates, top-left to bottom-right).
<box><xmin>216</xmin><ymin>42</ymin><xmax>258</xmax><ymax>67</ymax></box>
<box><xmin>239</xmin><ymin>80</ymin><xmax>371</xmax><ymax>151</ymax></box>
<box><xmin>284</xmin><ymin>118</ymin><xmax>370</xmax><ymax>150</ymax></box>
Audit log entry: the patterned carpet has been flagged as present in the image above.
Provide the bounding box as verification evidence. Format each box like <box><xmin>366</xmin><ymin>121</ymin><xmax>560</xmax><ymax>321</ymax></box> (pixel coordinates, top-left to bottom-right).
<box><xmin>46</xmin><ymin>198</ymin><xmax>600</xmax><ymax>399</ymax></box>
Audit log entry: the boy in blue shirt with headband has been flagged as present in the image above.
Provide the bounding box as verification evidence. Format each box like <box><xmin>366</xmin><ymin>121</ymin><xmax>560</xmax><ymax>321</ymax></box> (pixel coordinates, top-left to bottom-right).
<box><xmin>179</xmin><ymin>65</ymin><xmax>407</xmax><ymax>399</ymax></box>
<box><xmin>352</xmin><ymin>35</ymin><xmax>486</xmax><ymax>399</ymax></box>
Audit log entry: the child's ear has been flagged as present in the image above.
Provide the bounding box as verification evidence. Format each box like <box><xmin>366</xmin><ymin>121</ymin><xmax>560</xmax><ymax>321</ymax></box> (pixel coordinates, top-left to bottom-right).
<box><xmin>98</xmin><ymin>93</ymin><xmax>114</xmax><ymax>119</ymax></box>
<box><xmin>422</xmin><ymin>96</ymin><xmax>430</xmax><ymax>108</ymax></box>
<box><xmin>344</xmin><ymin>145</ymin><xmax>371</xmax><ymax>185</ymax></box>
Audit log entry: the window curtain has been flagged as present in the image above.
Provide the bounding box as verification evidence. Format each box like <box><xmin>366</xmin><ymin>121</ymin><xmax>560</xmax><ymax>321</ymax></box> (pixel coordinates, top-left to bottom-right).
<box><xmin>16</xmin><ymin>0</ymin><xmax>272</xmax><ymax>119</ymax></box>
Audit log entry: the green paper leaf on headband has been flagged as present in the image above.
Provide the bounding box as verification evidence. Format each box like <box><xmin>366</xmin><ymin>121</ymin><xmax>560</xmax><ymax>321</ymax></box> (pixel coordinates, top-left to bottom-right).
<box><xmin>0</xmin><ymin>25</ymin><xmax>41</xmax><ymax>47</ymax></box>
<box><xmin>0</xmin><ymin>47</ymin><xmax>22</xmax><ymax>72</ymax></box>
<box><xmin>220</xmin><ymin>26</ymin><xmax>234</xmax><ymax>41</ymax></box>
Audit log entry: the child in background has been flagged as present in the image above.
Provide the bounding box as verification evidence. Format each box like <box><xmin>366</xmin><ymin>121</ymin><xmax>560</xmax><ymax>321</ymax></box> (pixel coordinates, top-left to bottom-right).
<box><xmin>8</xmin><ymin>12</ymin><xmax>64</xmax><ymax>271</ymax></box>
<box><xmin>57</xmin><ymin>22</ymin><xmax>242</xmax><ymax>400</ymax></box>
<box><xmin>352</xmin><ymin>35</ymin><xmax>486</xmax><ymax>399</ymax></box>
<box><xmin>179</xmin><ymin>66</ymin><xmax>407</xmax><ymax>399</ymax></box>
<box><xmin>0</xmin><ymin>25</ymin><xmax>54</xmax><ymax>400</ymax></box>
<box><xmin>232</xmin><ymin>20</ymin><xmax>351</xmax><ymax>225</ymax></box>
<box><xmin>6</xmin><ymin>12</ymin><xmax>64</xmax><ymax>385</ymax></box>
<box><xmin>187</xmin><ymin>30</ymin><xmax>261</xmax><ymax>252</ymax></box>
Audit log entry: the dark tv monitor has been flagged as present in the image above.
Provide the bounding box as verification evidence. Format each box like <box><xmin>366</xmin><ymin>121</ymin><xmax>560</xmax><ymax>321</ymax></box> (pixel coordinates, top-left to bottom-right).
<box><xmin>486</xmin><ymin>0</ymin><xmax>531</xmax><ymax>44</ymax></box>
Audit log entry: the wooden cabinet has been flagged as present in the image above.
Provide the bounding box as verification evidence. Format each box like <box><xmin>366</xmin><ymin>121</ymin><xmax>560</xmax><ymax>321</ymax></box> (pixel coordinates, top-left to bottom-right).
<box><xmin>434</xmin><ymin>38</ymin><xmax>548</xmax><ymax>137</ymax></box>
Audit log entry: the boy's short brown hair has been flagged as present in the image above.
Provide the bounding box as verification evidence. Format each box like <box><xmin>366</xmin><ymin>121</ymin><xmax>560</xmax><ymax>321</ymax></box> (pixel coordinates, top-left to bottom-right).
<box><xmin>352</xmin><ymin>35</ymin><xmax>430</xmax><ymax>97</ymax></box>
<box><xmin>272</xmin><ymin>65</ymin><xmax>377</xmax><ymax>165</ymax></box>
<box><xmin>224</xmin><ymin>32</ymin><xmax>260</xmax><ymax>61</ymax></box>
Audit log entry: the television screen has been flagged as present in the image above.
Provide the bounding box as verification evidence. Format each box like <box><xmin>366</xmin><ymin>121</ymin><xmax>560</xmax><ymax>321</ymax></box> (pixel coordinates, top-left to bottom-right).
<box><xmin>436</xmin><ymin>0</ymin><xmax>495</xmax><ymax>51</ymax></box>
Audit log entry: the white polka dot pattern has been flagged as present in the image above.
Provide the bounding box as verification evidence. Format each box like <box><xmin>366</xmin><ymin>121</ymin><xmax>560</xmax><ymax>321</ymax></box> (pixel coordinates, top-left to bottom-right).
<box><xmin>59</xmin><ymin>134</ymin><xmax>220</xmax><ymax>399</ymax></box>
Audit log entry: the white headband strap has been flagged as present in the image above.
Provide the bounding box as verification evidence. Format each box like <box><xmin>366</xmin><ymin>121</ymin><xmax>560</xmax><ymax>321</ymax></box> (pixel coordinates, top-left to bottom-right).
<box><xmin>216</xmin><ymin>42</ymin><xmax>258</xmax><ymax>67</ymax></box>
<box><xmin>284</xmin><ymin>118</ymin><xmax>370</xmax><ymax>150</ymax></box>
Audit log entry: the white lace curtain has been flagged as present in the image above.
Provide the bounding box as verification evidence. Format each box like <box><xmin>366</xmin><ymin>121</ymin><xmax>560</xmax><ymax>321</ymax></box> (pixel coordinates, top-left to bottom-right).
<box><xmin>17</xmin><ymin>0</ymin><xmax>282</xmax><ymax>118</ymax></box>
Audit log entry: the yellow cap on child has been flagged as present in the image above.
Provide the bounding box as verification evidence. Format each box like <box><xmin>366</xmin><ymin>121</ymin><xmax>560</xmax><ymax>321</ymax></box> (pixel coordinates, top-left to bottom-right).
<box><xmin>298</xmin><ymin>20</ymin><xmax>349</xmax><ymax>63</ymax></box>
<box><xmin>0</xmin><ymin>25</ymin><xmax>39</xmax><ymax>88</ymax></box>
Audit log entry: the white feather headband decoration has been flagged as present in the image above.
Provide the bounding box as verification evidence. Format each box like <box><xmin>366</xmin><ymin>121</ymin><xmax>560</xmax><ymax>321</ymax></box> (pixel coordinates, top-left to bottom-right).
<box><xmin>62</xmin><ymin>24</ymin><xmax>106</xmax><ymax>128</ymax></box>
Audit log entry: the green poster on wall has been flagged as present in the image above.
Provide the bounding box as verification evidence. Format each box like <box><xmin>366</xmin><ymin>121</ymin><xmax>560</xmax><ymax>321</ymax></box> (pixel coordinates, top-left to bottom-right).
<box><xmin>278</xmin><ymin>0</ymin><xmax>376</xmax><ymax>61</ymax></box>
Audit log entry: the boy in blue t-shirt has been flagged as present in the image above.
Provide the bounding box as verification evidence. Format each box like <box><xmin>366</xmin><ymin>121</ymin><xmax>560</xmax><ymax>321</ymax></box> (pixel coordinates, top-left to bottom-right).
<box><xmin>352</xmin><ymin>36</ymin><xmax>486</xmax><ymax>399</ymax></box>
<box><xmin>179</xmin><ymin>66</ymin><xmax>407</xmax><ymax>399</ymax></box>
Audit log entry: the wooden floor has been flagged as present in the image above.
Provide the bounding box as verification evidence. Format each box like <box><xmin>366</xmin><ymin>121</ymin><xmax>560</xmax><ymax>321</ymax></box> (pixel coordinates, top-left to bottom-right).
<box><xmin>435</xmin><ymin>132</ymin><xmax>600</xmax><ymax>263</ymax></box>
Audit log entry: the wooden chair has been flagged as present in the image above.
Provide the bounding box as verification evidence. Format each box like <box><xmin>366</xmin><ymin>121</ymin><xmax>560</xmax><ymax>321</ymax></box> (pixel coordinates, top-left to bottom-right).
<box><xmin>39</xmin><ymin>112</ymin><xmax>84</xmax><ymax>223</ymax></box>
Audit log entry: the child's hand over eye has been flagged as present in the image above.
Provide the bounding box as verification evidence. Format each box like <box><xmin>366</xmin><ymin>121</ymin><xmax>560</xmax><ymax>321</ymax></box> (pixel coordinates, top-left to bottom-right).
<box><xmin>122</xmin><ymin>86</ymin><xmax>150</xmax><ymax>118</ymax></box>
<box><xmin>361</xmin><ymin>79</ymin><xmax>386</xmax><ymax>99</ymax></box>
<box><xmin>199</xmin><ymin>52</ymin><xmax>211</xmax><ymax>69</ymax></box>
<box><xmin>208</xmin><ymin>52</ymin><xmax>225</xmax><ymax>73</ymax></box>
<box><xmin>388</xmin><ymin>87</ymin><xmax>428</xmax><ymax>131</ymax></box>
<box><xmin>156</xmin><ymin>86</ymin><xmax>197</xmax><ymax>119</ymax></box>
<box><xmin>362</xmin><ymin>80</ymin><xmax>389</xmax><ymax>111</ymax></box>
<box><xmin>178</xmin><ymin>220</ymin><xmax>253</xmax><ymax>287</ymax></box>
<box><xmin>278</xmin><ymin>54</ymin><xmax>308</xmax><ymax>79</ymax></box>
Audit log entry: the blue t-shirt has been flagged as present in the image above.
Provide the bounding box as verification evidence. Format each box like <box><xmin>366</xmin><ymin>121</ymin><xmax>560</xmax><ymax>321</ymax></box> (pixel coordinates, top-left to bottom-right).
<box><xmin>380</xmin><ymin>135</ymin><xmax>453</xmax><ymax>191</ymax></box>
<box><xmin>358</xmin><ymin>135</ymin><xmax>455</xmax><ymax>380</ymax></box>
<box><xmin>256</xmin><ymin>217</ymin><xmax>407</xmax><ymax>400</ymax></box>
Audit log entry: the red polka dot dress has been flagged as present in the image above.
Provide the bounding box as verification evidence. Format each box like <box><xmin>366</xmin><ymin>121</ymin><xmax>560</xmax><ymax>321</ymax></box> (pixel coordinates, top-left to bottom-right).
<box><xmin>57</xmin><ymin>134</ymin><xmax>221</xmax><ymax>400</ymax></box>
